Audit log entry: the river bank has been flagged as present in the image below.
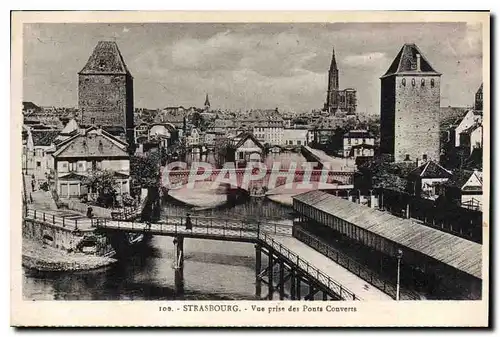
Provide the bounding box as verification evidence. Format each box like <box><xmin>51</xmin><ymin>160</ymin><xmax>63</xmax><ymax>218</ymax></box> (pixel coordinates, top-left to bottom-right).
<box><xmin>22</xmin><ymin>238</ymin><xmax>117</xmax><ymax>272</ymax></box>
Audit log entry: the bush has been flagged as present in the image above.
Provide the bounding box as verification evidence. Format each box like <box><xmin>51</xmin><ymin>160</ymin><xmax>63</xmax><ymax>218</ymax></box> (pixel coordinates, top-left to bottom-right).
<box><xmin>122</xmin><ymin>193</ymin><xmax>136</xmax><ymax>207</ymax></box>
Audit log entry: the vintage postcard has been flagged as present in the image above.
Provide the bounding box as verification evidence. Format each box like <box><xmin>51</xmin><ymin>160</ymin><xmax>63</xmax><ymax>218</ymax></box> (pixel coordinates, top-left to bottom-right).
<box><xmin>11</xmin><ymin>11</ymin><xmax>490</xmax><ymax>327</ymax></box>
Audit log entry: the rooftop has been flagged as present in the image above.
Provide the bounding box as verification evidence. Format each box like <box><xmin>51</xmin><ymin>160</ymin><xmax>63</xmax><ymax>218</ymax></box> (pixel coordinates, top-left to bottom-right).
<box><xmin>31</xmin><ymin>130</ymin><xmax>60</xmax><ymax>147</ymax></box>
<box><xmin>79</xmin><ymin>41</ymin><xmax>131</xmax><ymax>76</ymax></box>
<box><xmin>408</xmin><ymin>161</ymin><xmax>452</xmax><ymax>179</ymax></box>
<box><xmin>293</xmin><ymin>190</ymin><xmax>482</xmax><ymax>279</ymax></box>
<box><xmin>382</xmin><ymin>43</ymin><xmax>440</xmax><ymax>78</ymax></box>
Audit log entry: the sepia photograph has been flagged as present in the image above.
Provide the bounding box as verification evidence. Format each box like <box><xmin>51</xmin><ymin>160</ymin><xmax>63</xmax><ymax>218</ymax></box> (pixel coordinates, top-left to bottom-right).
<box><xmin>11</xmin><ymin>10</ymin><xmax>490</xmax><ymax>327</ymax></box>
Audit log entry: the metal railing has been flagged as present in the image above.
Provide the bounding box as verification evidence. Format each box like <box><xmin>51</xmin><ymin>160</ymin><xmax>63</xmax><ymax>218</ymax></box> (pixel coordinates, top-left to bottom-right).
<box><xmin>25</xmin><ymin>208</ymin><xmax>84</xmax><ymax>230</ymax></box>
<box><xmin>293</xmin><ymin>226</ymin><xmax>421</xmax><ymax>300</ymax></box>
<box><xmin>24</xmin><ymin>207</ymin><xmax>360</xmax><ymax>301</ymax></box>
<box><xmin>92</xmin><ymin>215</ymin><xmax>292</xmax><ymax>238</ymax></box>
<box><xmin>259</xmin><ymin>231</ymin><xmax>359</xmax><ymax>301</ymax></box>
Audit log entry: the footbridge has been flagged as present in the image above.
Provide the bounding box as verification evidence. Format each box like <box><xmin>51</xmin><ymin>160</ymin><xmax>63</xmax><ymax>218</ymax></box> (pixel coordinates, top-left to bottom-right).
<box><xmin>24</xmin><ymin>208</ymin><xmax>393</xmax><ymax>301</ymax></box>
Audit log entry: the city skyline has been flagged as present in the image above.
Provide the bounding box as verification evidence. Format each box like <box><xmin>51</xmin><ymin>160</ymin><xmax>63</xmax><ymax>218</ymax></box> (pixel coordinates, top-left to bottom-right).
<box><xmin>24</xmin><ymin>22</ymin><xmax>482</xmax><ymax>113</ymax></box>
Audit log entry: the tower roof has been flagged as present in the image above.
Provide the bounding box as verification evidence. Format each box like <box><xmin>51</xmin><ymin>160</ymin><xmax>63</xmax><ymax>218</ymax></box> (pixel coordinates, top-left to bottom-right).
<box><xmin>204</xmin><ymin>93</ymin><xmax>210</xmax><ymax>107</ymax></box>
<box><xmin>329</xmin><ymin>47</ymin><xmax>338</xmax><ymax>70</ymax></box>
<box><xmin>79</xmin><ymin>41</ymin><xmax>131</xmax><ymax>75</ymax></box>
<box><xmin>381</xmin><ymin>43</ymin><xmax>440</xmax><ymax>78</ymax></box>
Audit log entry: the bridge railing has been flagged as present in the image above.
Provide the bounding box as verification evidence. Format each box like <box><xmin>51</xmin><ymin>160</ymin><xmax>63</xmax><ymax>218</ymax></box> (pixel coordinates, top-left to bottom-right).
<box><xmin>92</xmin><ymin>215</ymin><xmax>292</xmax><ymax>237</ymax></box>
<box><xmin>92</xmin><ymin>217</ymin><xmax>262</xmax><ymax>241</ymax></box>
<box><xmin>293</xmin><ymin>226</ymin><xmax>421</xmax><ymax>301</ymax></box>
<box><xmin>25</xmin><ymin>208</ymin><xmax>82</xmax><ymax>230</ymax></box>
<box><xmin>259</xmin><ymin>231</ymin><xmax>360</xmax><ymax>301</ymax></box>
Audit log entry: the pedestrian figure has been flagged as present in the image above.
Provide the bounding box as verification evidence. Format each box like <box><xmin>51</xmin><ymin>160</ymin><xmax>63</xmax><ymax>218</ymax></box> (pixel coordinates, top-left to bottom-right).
<box><xmin>86</xmin><ymin>207</ymin><xmax>94</xmax><ymax>219</ymax></box>
<box><xmin>31</xmin><ymin>178</ymin><xmax>35</xmax><ymax>192</ymax></box>
<box><xmin>185</xmin><ymin>213</ymin><xmax>193</xmax><ymax>231</ymax></box>
<box><xmin>145</xmin><ymin>221</ymin><xmax>152</xmax><ymax>231</ymax></box>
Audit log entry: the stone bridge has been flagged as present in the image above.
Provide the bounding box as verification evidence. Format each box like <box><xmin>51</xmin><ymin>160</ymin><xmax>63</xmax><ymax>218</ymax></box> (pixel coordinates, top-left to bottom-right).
<box><xmin>161</xmin><ymin>166</ymin><xmax>355</xmax><ymax>195</ymax></box>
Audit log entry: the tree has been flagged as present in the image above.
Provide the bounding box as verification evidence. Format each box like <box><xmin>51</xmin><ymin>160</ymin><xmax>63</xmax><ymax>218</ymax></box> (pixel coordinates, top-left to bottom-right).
<box><xmin>82</xmin><ymin>169</ymin><xmax>118</xmax><ymax>208</ymax></box>
<box><xmin>130</xmin><ymin>152</ymin><xmax>161</xmax><ymax>189</ymax></box>
<box><xmin>356</xmin><ymin>155</ymin><xmax>415</xmax><ymax>192</ymax></box>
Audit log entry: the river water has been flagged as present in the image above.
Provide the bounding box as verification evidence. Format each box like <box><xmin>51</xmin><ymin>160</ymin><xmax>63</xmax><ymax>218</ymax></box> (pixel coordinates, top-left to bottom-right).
<box><xmin>22</xmin><ymin>152</ymin><xmax>306</xmax><ymax>300</ymax></box>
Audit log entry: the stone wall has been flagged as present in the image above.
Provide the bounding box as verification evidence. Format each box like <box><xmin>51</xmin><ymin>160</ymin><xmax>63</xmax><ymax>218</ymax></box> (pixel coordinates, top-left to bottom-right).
<box><xmin>22</xmin><ymin>218</ymin><xmax>91</xmax><ymax>251</ymax></box>
<box><xmin>394</xmin><ymin>75</ymin><xmax>441</xmax><ymax>162</ymax></box>
<box><xmin>380</xmin><ymin>76</ymin><xmax>396</xmax><ymax>157</ymax></box>
<box><xmin>78</xmin><ymin>74</ymin><xmax>128</xmax><ymax>127</ymax></box>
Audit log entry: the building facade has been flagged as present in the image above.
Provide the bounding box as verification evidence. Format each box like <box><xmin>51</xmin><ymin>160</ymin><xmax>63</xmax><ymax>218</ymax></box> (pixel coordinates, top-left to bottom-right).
<box><xmin>283</xmin><ymin>128</ymin><xmax>309</xmax><ymax>146</ymax></box>
<box><xmin>52</xmin><ymin>127</ymin><xmax>130</xmax><ymax>199</ymax></box>
<box><xmin>324</xmin><ymin>47</ymin><xmax>357</xmax><ymax>114</ymax></box>
<box><xmin>454</xmin><ymin>110</ymin><xmax>482</xmax><ymax>147</ymax></box>
<box><xmin>233</xmin><ymin>133</ymin><xmax>264</xmax><ymax>165</ymax></box>
<box><xmin>406</xmin><ymin>160</ymin><xmax>452</xmax><ymax>199</ymax></box>
<box><xmin>438</xmin><ymin>170</ymin><xmax>483</xmax><ymax>211</ymax></box>
<box><xmin>78</xmin><ymin>41</ymin><xmax>135</xmax><ymax>147</ymax></box>
<box><xmin>342</xmin><ymin>129</ymin><xmax>375</xmax><ymax>158</ymax></box>
<box><xmin>459</xmin><ymin>124</ymin><xmax>483</xmax><ymax>155</ymax></box>
<box><xmin>253</xmin><ymin>124</ymin><xmax>284</xmax><ymax>146</ymax></box>
<box><xmin>380</xmin><ymin>43</ymin><xmax>441</xmax><ymax>162</ymax></box>
<box><xmin>22</xmin><ymin>128</ymin><xmax>59</xmax><ymax>185</ymax></box>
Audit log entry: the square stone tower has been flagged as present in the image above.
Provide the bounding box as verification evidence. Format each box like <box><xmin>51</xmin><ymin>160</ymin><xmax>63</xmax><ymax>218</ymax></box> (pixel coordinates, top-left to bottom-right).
<box><xmin>78</xmin><ymin>41</ymin><xmax>134</xmax><ymax>146</ymax></box>
<box><xmin>380</xmin><ymin>43</ymin><xmax>441</xmax><ymax>162</ymax></box>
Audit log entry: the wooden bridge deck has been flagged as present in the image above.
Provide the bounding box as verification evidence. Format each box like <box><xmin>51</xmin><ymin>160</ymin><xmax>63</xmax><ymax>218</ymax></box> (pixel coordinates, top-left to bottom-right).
<box><xmin>269</xmin><ymin>235</ymin><xmax>393</xmax><ymax>301</ymax></box>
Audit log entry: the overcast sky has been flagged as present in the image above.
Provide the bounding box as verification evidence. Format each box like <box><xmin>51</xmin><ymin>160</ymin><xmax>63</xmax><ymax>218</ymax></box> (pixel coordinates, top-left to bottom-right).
<box><xmin>23</xmin><ymin>22</ymin><xmax>483</xmax><ymax>113</ymax></box>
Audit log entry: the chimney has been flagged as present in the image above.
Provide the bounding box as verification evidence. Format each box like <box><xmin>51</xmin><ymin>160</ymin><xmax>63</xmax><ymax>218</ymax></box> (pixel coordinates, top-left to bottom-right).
<box><xmin>416</xmin><ymin>54</ymin><xmax>421</xmax><ymax>71</ymax></box>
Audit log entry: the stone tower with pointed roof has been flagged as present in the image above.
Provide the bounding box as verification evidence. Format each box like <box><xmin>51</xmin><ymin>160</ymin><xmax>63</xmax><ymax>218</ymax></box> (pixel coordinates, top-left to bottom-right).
<box><xmin>380</xmin><ymin>43</ymin><xmax>441</xmax><ymax>162</ymax></box>
<box><xmin>78</xmin><ymin>41</ymin><xmax>134</xmax><ymax>147</ymax></box>
<box><xmin>324</xmin><ymin>47</ymin><xmax>357</xmax><ymax>115</ymax></box>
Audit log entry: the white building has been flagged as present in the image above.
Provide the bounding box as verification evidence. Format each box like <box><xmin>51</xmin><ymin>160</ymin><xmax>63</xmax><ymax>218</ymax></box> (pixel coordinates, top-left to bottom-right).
<box><xmin>23</xmin><ymin>127</ymin><xmax>60</xmax><ymax>185</ymax></box>
<box><xmin>149</xmin><ymin>123</ymin><xmax>175</xmax><ymax>148</ymax></box>
<box><xmin>233</xmin><ymin>133</ymin><xmax>265</xmax><ymax>165</ymax></box>
<box><xmin>186</xmin><ymin>128</ymin><xmax>201</xmax><ymax>146</ymax></box>
<box><xmin>454</xmin><ymin>110</ymin><xmax>482</xmax><ymax>147</ymax></box>
<box><xmin>283</xmin><ymin>128</ymin><xmax>309</xmax><ymax>146</ymax></box>
<box><xmin>407</xmin><ymin>161</ymin><xmax>452</xmax><ymax>199</ymax></box>
<box><xmin>342</xmin><ymin>129</ymin><xmax>375</xmax><ymax>158</ymax></box>
<box><xmin>253</xmin><ymin>124</ymin><xmax>284</xmax><ymax>146</ymax></box>
<box><xmin>439</xmin><ymin>170</ymin><xmax>483</xmax><ymax>211</ymax></box>
<box><xmin>52</xmin><ymin>127</ymin><xmax>130</xmax><ymax>199</ymax></box>
<box><xmin>459</xmin><ymin>123</ymin><xmax>483</xmax><ymax>154</ymax></box>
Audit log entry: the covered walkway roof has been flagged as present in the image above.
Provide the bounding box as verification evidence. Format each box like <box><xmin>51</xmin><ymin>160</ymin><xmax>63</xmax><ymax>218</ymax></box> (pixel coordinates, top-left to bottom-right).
<box><xmin>293</xmin><ymin>190</ymin><xmax>482</xmax><ymax>279</ymax></box>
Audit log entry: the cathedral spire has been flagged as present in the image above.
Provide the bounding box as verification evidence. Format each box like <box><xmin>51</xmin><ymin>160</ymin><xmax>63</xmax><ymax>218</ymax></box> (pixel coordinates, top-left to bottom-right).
<box><xmin>204</xmin><ymin>93</ymin><xmax>210</xmax><ymax>109</ymax></box>
<box><xmin>330</xmin><ymin>47</ymin><xmax>338</xmax><ymax>71</ymax></box>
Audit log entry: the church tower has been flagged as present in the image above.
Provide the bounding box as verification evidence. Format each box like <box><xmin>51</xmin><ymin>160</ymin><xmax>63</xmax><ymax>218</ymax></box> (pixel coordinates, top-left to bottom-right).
<box><xmin>78</xmin><ymin>41</ymin><xmax>135</xmax><ymax>146</ymax></box>
<box><xmin>204</xmin><ymin>93</ymin><xmax>211</xmax><ymax>110</ymax></box>
<box><xmin>325</xmin><ymin>47</ymin><xmax>339</xmax><ymax>113</ymax></box>
<box><xmin>380</xmin><ymin>43</ymin><xmax>441</xmax><ymax>162</ymax></box>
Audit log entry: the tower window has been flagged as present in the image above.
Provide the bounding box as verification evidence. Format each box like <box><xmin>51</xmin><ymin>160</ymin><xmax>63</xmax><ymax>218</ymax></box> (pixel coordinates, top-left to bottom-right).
<box><xmin>421</xmin><ymin>79</ymin><xmax>425</xmax><ymax>87</ymax></box>
<box><xmin>423</xmin><ymin>154</ymin><xmax>428</xmax><ymax>161</ymax></box>
<box><xmin>91</xmin><ymin>118</ymin><xmax>95</xmax><ymax>124</ymax></box>
<box><xmin>431</xmin><ymin>79</ymin><xmax>435</xmax><ymax>88</ymax></box>
<box><xmin>411</xmin><ymin>78</ymin><xmax>416</xmax><ymax>87</ymax></box>
<box><xmin>402</xmin><ymin>78</ymin><xmax>406</xmax><ymax>86</ymax></box>
<box><xmin>404</xmin><ymin>154</ymin><xmax>411</xmax><ymax>161</ymax></box>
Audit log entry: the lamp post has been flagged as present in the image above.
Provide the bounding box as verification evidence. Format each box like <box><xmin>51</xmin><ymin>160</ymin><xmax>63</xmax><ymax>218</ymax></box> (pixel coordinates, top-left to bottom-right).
<box><xmin>396</xmin><ymin>248</ymin><xmax>403</xmax><ymax>301</ymax></box>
